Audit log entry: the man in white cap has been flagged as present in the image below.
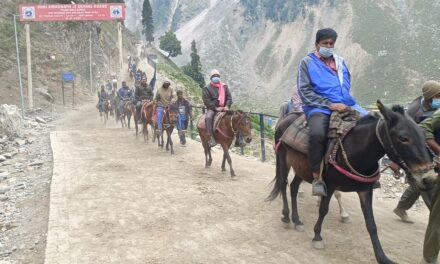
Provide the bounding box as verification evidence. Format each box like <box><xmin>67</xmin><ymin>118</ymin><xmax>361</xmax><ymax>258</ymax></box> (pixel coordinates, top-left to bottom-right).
<box><xmin>202</xmin><ymin>69</ymin><xmax>233</xmax><ymax>147</ymax></box>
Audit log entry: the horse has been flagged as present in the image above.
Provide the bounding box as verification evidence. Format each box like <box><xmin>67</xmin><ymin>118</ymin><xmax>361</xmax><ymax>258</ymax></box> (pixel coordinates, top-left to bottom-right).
<box><xmin>141</xmin><ymin>100</ymin><xmax>156</xmax><ymax>143</ymax></box>
<box><xmin>112</xmin><ymin>95</ymin><xmax>120</xmax><ymax>123</ymax></box>
<box><xmin>197</xmin><ymin>110</ymin><xmax>252</xmax><ymax>180</ymax></box>
<box><xmin>155</xmin><ymin>105</ymin><xmax>178</xmax><ymax>155</ymax></box>
<box><xmin>268</xmin><ymin>101</ymin><xmax>438</xmax><ymax>264</ymax></box>
<box><xmin>130</xmin><ymin>101</ymin><xmax>141</xmax><ymax>137</ymax></box>
<box><xmin>120</xmin><ymin>101</ymin><xmax>133</xmax><ymax>129</ymax></box>
<box><xmin>102</xmin><ymin>99</ymin><xmax>111</xmax><ymax>125</ymax></box>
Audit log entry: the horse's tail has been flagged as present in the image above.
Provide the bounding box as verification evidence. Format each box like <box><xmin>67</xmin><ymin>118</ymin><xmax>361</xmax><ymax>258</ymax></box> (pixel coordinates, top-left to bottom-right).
<box><xmin>267</xmin><ymin>149</ymin><xmax>285</xmax><ymax>201</ymax></box>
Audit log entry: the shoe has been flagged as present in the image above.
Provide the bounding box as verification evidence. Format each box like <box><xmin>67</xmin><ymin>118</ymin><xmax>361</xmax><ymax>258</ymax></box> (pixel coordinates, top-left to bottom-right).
<box><xmin>420</xmin><ymin>258</ymin><xmax>438</xmax><ymax>264</ymax></box>
<box><xmin>393</xmin><ymin>207</ymin><xmax>414</xmax><ymax>223</ymax></box>
<box><xmin>312</xmin><ymin>180</ymin><xmax>327</xmax><ymax>197</ymax></box>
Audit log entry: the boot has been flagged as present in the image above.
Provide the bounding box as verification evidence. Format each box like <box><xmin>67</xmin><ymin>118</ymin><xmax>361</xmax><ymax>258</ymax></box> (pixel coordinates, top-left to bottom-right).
<box><xmin>393</xmin><ymin>207</ymin><xmax>414</xmax><ymax>223</ymax></box>
<box><xmin>206</xmin><ymin>117</ymin><xmax>216</xmax><ymax>147</ymax></box>
<box><xmin>312</xmin><ymin>172</ymin><xmax>327</xmax><ymax>197</ymax></box>
<box><xmin>208</xmin><ymin>134</ymin><xmax>217</xmax><ymax>147</ymax></box>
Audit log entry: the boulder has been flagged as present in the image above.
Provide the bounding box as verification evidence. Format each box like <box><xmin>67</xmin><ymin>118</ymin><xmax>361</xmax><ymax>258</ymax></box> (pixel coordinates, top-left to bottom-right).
<box><xmin>0</xmin><ymin>105</ymin><xmax>24</xmax><ymax>139</ymax></box>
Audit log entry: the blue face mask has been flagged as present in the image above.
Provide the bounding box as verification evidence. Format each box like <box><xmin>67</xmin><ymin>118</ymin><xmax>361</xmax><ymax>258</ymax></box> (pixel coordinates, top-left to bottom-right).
<box><xmin>319</xmin><ymin>46</ymin><xmax>334</xmax><ymax>58</ymax></box>
<box><xmin>211</xmin><ymin>77</ymin><xmax>221</xmax><ymax>84</ymax></box>
<box><xmin>432</xmin><ymin>99</ymin><xmax>440</xmax><ymax>109</ymax></box>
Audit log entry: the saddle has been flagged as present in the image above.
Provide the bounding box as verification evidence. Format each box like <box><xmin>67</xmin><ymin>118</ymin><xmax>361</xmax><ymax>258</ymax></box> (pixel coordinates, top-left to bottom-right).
<box><xmin>280</xmin><ymin>111</ymin><xmax>360</xmax><ymax>159</ymax></box>
<box><xmin>198</xmin><ymin>112</ymin><xmax>227</xmax><ymax>132</ymax></box>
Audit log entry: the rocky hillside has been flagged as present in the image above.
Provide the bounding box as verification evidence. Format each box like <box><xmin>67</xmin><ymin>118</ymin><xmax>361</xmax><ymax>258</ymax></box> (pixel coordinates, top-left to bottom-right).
<box><xmin>127</xmin><ymin>0</ymin><xmax>440</xmax><ymax>112</ymax></box>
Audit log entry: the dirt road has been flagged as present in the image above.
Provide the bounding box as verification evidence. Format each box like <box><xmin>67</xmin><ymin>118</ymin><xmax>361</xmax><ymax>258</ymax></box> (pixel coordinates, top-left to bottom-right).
<box><xmin>44</xmin><ymin>103</ymin><xmax>430</xmax><ymax>264</ymax></box>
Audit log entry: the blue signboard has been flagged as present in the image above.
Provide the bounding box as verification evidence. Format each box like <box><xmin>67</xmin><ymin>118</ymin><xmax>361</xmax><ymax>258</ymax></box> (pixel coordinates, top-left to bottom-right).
<box><xmin>62</xmin><ymin>72</ymin><xmax>74</xmax><ymax>82</ymax></box>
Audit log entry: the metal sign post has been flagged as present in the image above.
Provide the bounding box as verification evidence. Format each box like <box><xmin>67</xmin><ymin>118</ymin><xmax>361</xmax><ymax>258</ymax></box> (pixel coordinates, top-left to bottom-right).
<box><xmin>13</xmin><ymin>15</ymin><xmax>25</xmax><ymax>118</ymax></box>
<box><xmin>62</xmin><ymin>72</ymin><xmax>74</xmax><ymax>106</ymax></box>
<box><xmin>25</xmin><ymin>23</ymin><xmax>33</xmax><ymax>110</ymax></box>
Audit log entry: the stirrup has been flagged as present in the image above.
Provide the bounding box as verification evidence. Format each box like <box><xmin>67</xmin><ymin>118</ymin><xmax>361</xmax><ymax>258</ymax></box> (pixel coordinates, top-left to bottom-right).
<box><xmin>312</xmin><ymin>180</ymin><xmax>327</xmax><ymax>197</ymax></box>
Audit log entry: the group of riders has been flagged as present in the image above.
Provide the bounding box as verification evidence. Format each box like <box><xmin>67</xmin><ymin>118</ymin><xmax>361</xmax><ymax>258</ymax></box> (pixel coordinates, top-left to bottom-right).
<box><xmin>98</xmin><ymin>28</ymin><xmax>440</xmax><ymax>263</ymax></box>
<box><xmin>274</xmin><ymin>28</ymin><xmax>440</xmax><ymax>264</ymax></box>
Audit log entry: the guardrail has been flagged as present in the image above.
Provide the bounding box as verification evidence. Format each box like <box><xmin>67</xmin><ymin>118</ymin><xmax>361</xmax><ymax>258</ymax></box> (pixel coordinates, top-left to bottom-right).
<box><xmin>187</xmin><ymin>105</ymin><xmax>278</xmax><ymax>162</ymax></box>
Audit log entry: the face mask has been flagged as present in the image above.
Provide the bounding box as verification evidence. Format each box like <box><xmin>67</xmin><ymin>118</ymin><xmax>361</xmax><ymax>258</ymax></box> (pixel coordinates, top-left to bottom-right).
<box><xmin>432</xmin><ymin>99</ymin><xmax>440</xmax><ymax>109</ymax></box>
<box><xmin>319</xmin><ymin>46</ymin><xmax>334</xmax><ymax>58</ymax></box>
<box><xmin>211</xmin><ymin>77</ymin><xmax>221</xmax><ymax>84</ymax></box>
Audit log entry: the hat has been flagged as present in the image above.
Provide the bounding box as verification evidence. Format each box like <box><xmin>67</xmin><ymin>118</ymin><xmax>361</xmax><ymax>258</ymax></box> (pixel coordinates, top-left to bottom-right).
<box><xmin>422</xmin><ymin>81</ymin><xmax>440</xmax><ymax>100</ymax></box>
<box><xmin>315</xmin><ymin>28</ymin><xmax>338</xmax><ymax>44</ymax></box>
<box><xmin>210</xmin><ymin>69</ymin><xmax>220</xmax><ymax>78</ymax></box>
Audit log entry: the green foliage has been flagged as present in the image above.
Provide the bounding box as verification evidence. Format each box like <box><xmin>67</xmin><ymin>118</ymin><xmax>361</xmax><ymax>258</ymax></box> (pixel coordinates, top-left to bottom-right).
<box><xmin>142</xmin><ymin>0</ymin><xmax>154</xmax><ymax>44</ymax></box>
<box><xmin>182</xmin><ymin>40</ymin><xmax>205</xmax><ymax>88</ymax></box>
<box><xmin>249</xmin><ymin>115</ymin><xmax>274</xmax><ymax>139</ymax></box>
<box><xmin>159</xmin><ymin>31</ymin><xmax>182</xmax><ymax>58</ymax></box>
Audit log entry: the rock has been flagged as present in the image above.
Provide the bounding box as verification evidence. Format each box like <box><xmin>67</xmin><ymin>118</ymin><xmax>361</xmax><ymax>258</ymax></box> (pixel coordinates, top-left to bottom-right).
<box><xmin>26</xmin><ymin>137</ymin><xmax>36</xmax><ymax>144</ymax></box>
<box><xmin>0</xmin><ymin>195</ymin><xmax>8</xmax><ymax>201</ymax></box>
<box><xmin>13</xmin><ymin>183</ymin><xmax>26</xmax><ymax>190</ymax></box>
<box><xmin>0</xmin><ymin>187</ymin><xmax>10</xmax><ymax>195</ymax></box>
<box><xmin>35</xmin><ymin>117</ymin><xmax>46</xmax><ymax>124</ymax></box>
<box><xmin>28</xmin><ymin>160</ymin><xmax>43</xmax><ymax>166</ymax></box>
<box><xmin>36</xmin><ymin>88</ymin><xmax>54</xmax><ymax>103</ymax></box>
<box><xmin>0</xmin><ymin>172</ymin><xmax>9</xmax><ymax>181</ymax></box>
<box><xmin>0</xmin><ymin>104</ymin><xmax>24</xmax><ymax>138</ymax></box>
<box><xmin>0</xmin><ymin>156</ymin><xmax>5</xmax><ymax>163</ymax></box>
<box><xmin>14</xmin><ymin>139</ymin><xmax>26</xmax><ymax>146</ymax></box>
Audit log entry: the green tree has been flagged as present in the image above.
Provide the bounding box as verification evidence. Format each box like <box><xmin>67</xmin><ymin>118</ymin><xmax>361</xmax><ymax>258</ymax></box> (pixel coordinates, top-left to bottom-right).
<box><xmin>159</xmin><ymin>31</ymin><xmax>182</xmax><ymax>58</ymax></box>
<box><xmin>182</xmin><ymin>40</ymin><xmax>205</xmax><ymax>88</ymax></box>
<box><xmin>142</xmin><ymin>0</ymin><xmax>154</xmax><ymax>44</ymax></box>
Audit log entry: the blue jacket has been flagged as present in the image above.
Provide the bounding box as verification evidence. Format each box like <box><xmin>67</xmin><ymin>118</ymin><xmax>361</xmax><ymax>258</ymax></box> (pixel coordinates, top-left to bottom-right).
<box><xmin>297</xmin><ymin>53</ymin><xmax>367</xmax><ymax>118</ymax></box>
<box><xmin>117</xmin><ymin>87</ymin><xmax>133</xmax><ymax>100</ymax></box>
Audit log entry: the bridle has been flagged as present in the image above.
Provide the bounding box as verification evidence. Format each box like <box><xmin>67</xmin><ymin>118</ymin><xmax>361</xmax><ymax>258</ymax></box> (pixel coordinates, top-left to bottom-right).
<box><xmin>230</xmin><ymin>112</ymin><xmax>250</xmax><ymax>137</ymax></box>
<box><xmin>375</xmin><ymin>118</ymin><xmax>412</xmax><ymax>176</ymax></box>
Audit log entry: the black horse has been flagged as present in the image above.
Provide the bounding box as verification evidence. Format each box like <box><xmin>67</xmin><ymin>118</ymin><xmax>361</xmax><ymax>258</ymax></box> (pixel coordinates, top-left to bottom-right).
<box><xmin>269</xmin><ymin>101</ymin><xmax>438</xmax><ymax>264</ymax></box>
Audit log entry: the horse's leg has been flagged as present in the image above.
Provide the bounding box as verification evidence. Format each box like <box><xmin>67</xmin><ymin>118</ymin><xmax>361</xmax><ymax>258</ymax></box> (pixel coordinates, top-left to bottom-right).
<box><xmin>358</xmin><ymin>190</ymin><xmax>396</xmax><ymax>264</ymax></box>
<box><xmin>334</xmin><ymin>190</ymin><xmax>350</xmax><ymax>223</ymax></box>
<box><xmin>208</xmin><ymin>146</ymin><xmax>213</xmax><ymax>166</ymax></box>
<box><xmin>278</xmin><ymin>155</ymin><xmax>290</xmax><ymax>224</ymax></box>
<box><xmin>203</xmin><ymin>142</ymin><xmax>210</xmax><ymax>168</ymax></box>
<box><xmin>135</xmin><ymin>117</ymin><xmax>138</xmax><ymax>138</ymax></box>
<box><xmin>128</xmin><ymin>114</ymin><xmax>131</xmax><ymax>129</ymax></box>
<box><xmin>169</xmin><ymin>128</ymin><xmax>174</xmax><ymax>155</ymax></box>
<box><xmin>160</xmin><ymin>132</ymin><xmax>164</xmax><ymax>148</ymax></box>
<box><xmin>142</xmin><ymin>122</ymin><xmax>147</xmax><ymax>142</ymax></box>
<box><xmin>221</xmin><ymin>144</ymin><xmax>236</xmax><ymax>179</ymax></box>
<box><xmin>290</xmin><ymin>175</ymin><xmax>304</xmax><ymax>231</ymax></box>
<box><xmin>312</xmin><ymin>185</ymin><xmax>335</xmax><ymax>250</ymax></box>
<box><xmin>165</xmin><ymin>128</ymin><xmax>170</xmax><ymax>151</ymax></box>
<box><xmin>221</xmin><ymin>153</ymin><xmax>227</xmax><ymax>172</ymax></box>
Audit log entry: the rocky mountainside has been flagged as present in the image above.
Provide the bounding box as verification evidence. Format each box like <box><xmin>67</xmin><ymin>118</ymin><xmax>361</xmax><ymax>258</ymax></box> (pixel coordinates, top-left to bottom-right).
<box><xmin>127</xmin><ymin>0</ymin><xmax>440</xmax><ymax>112</ymax></box>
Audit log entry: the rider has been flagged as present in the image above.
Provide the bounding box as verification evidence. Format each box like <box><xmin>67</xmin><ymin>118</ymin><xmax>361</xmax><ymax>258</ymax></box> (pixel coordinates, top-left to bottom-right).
<box><xmin>154</xmin><ymin>80</ymin><xmax>175</xmax><ymax>133</ymax></box>
<box><xmin>175</xmin><ymin>90</ymin><xmax>192</xmax><ymax>146</ymax></box>
<box><xmin>297</xmin><ymin>28</ymin><xmax>368</xmax><ymax>197</ymax></box>
<box><xmin>393</xmin><ymin>80</ymin><xmax>440</xmax><ymax>223</ymax></box>
<box><xmin>117</xmin><ymin>81</ymin><xmax>134</xmax><ymax>115</ymax></box>
<box><xmin>278</xmin><ymin>87</ymin><xmax>303</xmax><ymax>119</ymax></box>
<box><xmin>97</xmin><ymin>85</ymin><xmax>108</xmax><ymax>112</ymax></box>
<box><xmin>136</xmin><ymin>69</ymin><xmax>142</xmax><ymax>82</ymax></box>
<box><xmin>135</xmin><ymin>78</ymin><xmax>154</xmax><ymax>117</ymax></box>
<box><xmin>105</xmin><ymin>79</ymin><xmax>113</xmax><ymax>95</ymax></box>
<box><xmin>202</xmin><ymin>69</ymin><xmax>233</xmax><ymax>147</ymax></box>
<box><xmin>417</xmin><ymin>107</ymin><xmax>440</xmax><ymax>264</ymax></box>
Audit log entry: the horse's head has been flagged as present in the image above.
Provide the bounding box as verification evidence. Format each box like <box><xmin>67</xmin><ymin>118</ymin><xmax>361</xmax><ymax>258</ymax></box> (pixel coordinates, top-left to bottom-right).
<box><xmin>232</xmin><ymin>111</ymin><xmax>252</xmax><ymax>144</ymax></box>
<box><xmin>167</xmin><ymin>105</ymin><xmax>179</xmax><ymax>125</ymax></box>
<box><xmin>377</xmin><ymin>100</ymin><xmax>438</xmax><ymax>190</ymax></box>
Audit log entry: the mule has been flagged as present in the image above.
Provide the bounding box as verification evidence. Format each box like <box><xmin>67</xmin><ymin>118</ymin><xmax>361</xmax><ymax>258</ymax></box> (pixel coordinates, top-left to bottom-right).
<box><xmin>268</xmin><ymin>101</ymin><xmax>437</xmax><ymax>264</ymax></box>
<box><xmin>155</xmin><ymin>106</ymin><xmax>178</xmax><ymax>155</ymax></box>
<box><xmin>141</xmin><ymin>100</ymin><xmax>156</xmax><ymax>143</ymax></box>
<box><xmin>197</xmin><ymin>111</ymin><xmax>252</xmax><ymax>180</ymax></box>
<box><xmin>120</xmin><ymin>101</ymin><xmax>132</xmax><ymax>129</ymax></box>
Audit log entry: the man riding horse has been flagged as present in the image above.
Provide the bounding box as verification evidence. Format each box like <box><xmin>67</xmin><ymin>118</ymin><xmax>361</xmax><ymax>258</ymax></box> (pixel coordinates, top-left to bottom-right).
<box><xmin>117</xmin><ymin>81</ymin><xmax>133</xmax><ymax>116</ymax></box>
<box><xmin>154</xmin><ymin>80</ymin><xmax>175</xmax><ymax>133</ymax></box>
<box><xmin>203</xmin><ymin>69</ymin><xmax>233</xmax><ymax>147</ymax></box>
<box><xmin>97</xmin><ymin>85</ymin><xmax>108</xmax><ymax>113</ymax></box>
<box><xmin>135</xmin><ymin>78</ymin><xmax>154</xmax><ymax>118</ymax></box>
<box><xmin>297</xmin><ymin>28</ymin><xmax>368</xmax><ymax>197</ymax></box>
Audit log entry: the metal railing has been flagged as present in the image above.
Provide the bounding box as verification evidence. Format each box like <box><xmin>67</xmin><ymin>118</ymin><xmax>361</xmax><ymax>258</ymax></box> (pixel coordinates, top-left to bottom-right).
<box><xmin>187</xmin><ymin>105</ymin><xmax>278</xmax><ymax>163</ymax></box>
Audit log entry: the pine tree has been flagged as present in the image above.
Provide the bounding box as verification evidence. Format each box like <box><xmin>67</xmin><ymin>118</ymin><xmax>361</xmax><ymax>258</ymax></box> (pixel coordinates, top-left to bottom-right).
<box><xmin>142</xmin><ymin>0</ymin><xmax>154</xmax><ymax>44</ymax></box>
<box><xmin>159</xmin><ymin>31</ymin><xmax>182</xmax><ymax>58</ymax></box>
<box><xmin>183</xmin><ymin>40</ymin><xmax>205</xmax><ymax>88</ymax></box>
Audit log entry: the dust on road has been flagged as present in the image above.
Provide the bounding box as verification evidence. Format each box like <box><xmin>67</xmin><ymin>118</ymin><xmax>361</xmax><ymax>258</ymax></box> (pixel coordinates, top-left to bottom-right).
<box><xmin>45</xmin><ymin>103</ymin><xmax>429</xmax><ymax>264</ymax></box>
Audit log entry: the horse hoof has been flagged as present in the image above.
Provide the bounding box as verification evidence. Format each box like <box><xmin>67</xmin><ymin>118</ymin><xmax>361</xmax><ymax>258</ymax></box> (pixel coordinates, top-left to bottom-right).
<box><xmin>312</xmin><ymin>240</ymin><xmax>325</xmax><ymax>250</ymax></box>
<box><xmin>221</xmin><ymin>168</ymin><xmax>226</xmax><ymax>172</ymax></box>
<box><xmin>295</xmin><ymin>224</ymin><xmax>305</xmax><ymax>232</ymax></box>
<box><xmin>281</xmin><ymin>217</ymin><xmax>290</xmax><ymax>224</ymax></box>
<box><xmin>231</xmin><ymin>176</ymin><xmax>238</xmax><ymax>181</ymax></box>
<box><xmin>340</xmin><ymin>215</ymin><xmax>350</xmax><ymax>223</ymax></box>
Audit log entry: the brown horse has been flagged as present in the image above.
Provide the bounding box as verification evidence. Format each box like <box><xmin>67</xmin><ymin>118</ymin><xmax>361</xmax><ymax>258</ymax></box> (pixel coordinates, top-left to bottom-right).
<box><xmin>120</xmin><ymin>101</ymin><xmax>132</xmax><ymax>129</ymax></box>
<box><xmin>130</xmin><ymin>102</ymin><xmax>142</xmax><ymax>137</ymax></box>
<box><xmin>269</xmin><ymin>101</ymin><xmax>438</xmax><ymax>264</ymax></box>
<box><xmin>155</xmin><ymin>105</ymin><xmax>178</xmax><ymax>155</ymax></box>
<box><xmin>197</xmin><ymin>111</ymin><xmax>252</xmax><ymax>179</ymax></box>
<box><xmin>102</xmin><ymin>99</ymin><xmax>111</xmax><ymax>125</ymax></box>
<box><xmin>141</xmin><ymin>100</ymin><xmax>156</xmax><ymax>142</ymax></box>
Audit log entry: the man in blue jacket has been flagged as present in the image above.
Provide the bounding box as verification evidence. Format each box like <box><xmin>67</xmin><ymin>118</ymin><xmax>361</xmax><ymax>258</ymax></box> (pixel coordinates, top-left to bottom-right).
<box><xmin>297</xmin><ymin>28</ymin><xmax>368</xmax><ymax>197</ymax></box>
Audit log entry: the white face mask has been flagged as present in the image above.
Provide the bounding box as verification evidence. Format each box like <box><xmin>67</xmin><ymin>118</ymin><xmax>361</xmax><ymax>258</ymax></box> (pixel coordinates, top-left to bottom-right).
<box><xmin>319</xmin><ymin>46</ymin><xmax>334</xmax><ymax>58</ymax></box>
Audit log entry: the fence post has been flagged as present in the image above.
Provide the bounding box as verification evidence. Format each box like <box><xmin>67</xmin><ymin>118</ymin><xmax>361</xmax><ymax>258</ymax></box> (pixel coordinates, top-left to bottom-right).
<box><xmin>259</xmin><ymin>113</ymin><xmax>266</xmax><ymax>162</ymax></box>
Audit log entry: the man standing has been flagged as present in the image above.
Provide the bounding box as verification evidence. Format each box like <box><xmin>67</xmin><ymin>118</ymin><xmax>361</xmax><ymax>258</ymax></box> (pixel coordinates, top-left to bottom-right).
<box><xmin>393</xmin><ymin>81</ymin><xmax>440</xmax><ymax>223</ymax></box>
<box><xmin>155</xmin><ymin>80</ymin><xmax>175</xmax><ymax>133</ymax></box>
<box><xmin>202</xmin><ymin>69</ymin><xmax>233</xmax><ymax>147</ymax></box>
<box><xmin>175</xmin><ymin>90</ymin><xmax>192</xmax><ymax>146</ymax></box>
<box><xmin>297</xmin><ymin>28</ymin><xmax>368</xmax><ymax>197</ymax></box>
<box><xmin>134</xmin><ymin>78</ymin><xmax>154</xmax><ymax>118</ymax></box>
